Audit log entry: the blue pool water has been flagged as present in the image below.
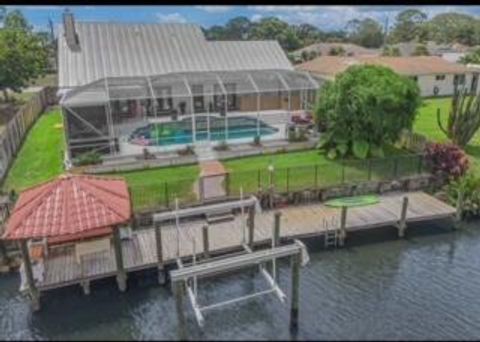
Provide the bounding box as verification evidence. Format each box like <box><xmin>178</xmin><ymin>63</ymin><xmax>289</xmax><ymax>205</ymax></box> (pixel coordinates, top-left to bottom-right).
<box><xmin>129</xmin><ymin>116</ymin><xmax>278</xmax><ymax>146</ymax></box>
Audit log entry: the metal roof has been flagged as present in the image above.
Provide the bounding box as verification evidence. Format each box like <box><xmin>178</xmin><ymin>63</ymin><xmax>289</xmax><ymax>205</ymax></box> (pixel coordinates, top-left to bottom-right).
<box><xmin>58</xmin><ymin>22</ymin><xmax>293</xmax><ymax>88</ymax></box>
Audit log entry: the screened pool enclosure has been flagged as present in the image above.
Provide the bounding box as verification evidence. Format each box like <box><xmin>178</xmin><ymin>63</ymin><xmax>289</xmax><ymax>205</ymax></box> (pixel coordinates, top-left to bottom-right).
<box><xmin>60</xmin><ymin>69</ymin><xmax>319</xmax><ymax>158</ymax></box>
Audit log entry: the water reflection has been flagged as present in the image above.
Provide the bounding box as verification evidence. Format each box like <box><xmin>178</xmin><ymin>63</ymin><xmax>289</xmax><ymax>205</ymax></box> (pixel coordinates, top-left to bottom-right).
<box><xmin>1</xmin><ymin>220</ymin><xmax>480</xmax><ymax>340</ymax></box>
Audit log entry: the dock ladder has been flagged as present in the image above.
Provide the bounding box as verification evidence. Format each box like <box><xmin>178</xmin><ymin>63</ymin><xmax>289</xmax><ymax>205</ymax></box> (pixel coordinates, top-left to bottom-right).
<box><xmin>323</xmin><ymin>216</ymin><xmax>339</xmax><ymax>248</ymax></box>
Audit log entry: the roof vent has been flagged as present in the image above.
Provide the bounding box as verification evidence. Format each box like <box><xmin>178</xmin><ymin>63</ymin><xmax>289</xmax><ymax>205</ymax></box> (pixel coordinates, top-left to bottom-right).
<box><xmin>63</xmin><ymin>9</ymin><xmax>80</xmax><ymax>51</ymax></box>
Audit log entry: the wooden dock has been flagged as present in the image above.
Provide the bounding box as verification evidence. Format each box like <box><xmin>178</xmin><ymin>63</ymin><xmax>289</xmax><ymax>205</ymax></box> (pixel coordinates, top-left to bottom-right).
<box><xmin>32</xmin><ymin>191</ymin><xmax>457</xmax><ymax>293</ymax></box>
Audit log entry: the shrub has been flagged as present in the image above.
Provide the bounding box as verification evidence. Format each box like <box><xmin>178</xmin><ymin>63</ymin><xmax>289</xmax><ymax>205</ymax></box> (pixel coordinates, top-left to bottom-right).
<box><xmin>424</xmin><ymin>142</ymin><xmax>470</xmax><ymax>180</ymax></box>
<box><xmin>214</xmin><ymin>140</ymin><xmax>229</xmax><ymax>151</ymax></box>
<box><xmin>73</xmin><ymin>151</ymin><xmax>102</xmax><ymax>166</ymax></box>
<box><xmin>315</xmin><ymin>65</ymin><xmax>421</xmax><ymax>159</ymax></box>
<box><xmin>446</xmin><ymin>173</ymin><xmax>480</xmax><ymax>218</ymax></box>
<box><xmin>177</xmin><ymin>145</ymin><xmax>195</xmax><ymax>156</ymax></box>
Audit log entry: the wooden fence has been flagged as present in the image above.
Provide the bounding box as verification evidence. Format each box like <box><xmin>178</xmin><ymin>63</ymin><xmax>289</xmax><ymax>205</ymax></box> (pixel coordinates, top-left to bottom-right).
<box><xmin>0</xmin><ymin>87</ymin><xmax>58</xmax><ymax>183</ymax></box>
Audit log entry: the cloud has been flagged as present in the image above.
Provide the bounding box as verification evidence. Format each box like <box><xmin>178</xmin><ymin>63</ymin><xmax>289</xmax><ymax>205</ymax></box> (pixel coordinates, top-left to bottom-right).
<box><xmin>156</xmin><ymin>13</ymin><xmax>188</xmax><ymax>24</ymax></box>
<box><xmin>248</xmin><ymin>6</ymin><xmax>320</xmax><ymax>12</ymax></box>
<box><xmin>194</xmin><ymin>6</ymin><xmax>233</xmax><ymax>13</ymax></box>
<box><xmin>251</xmin><ymin>14</ymin><xmax>263</xmax><ymax>22</ymax></box>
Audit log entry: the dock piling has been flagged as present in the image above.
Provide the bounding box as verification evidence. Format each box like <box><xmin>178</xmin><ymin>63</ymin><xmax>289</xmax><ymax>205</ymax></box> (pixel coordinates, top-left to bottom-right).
<box><xmin>339</xmin><ymin>206</ymin><xmax>348</xmax><ymax>247</ymax></box>
<box><xmin>202</xmin><ymin>225</ymin><xmax>210</xmax><ymax>259</ymax></box>
<box><xmin>113</xmin><ymin>227</ymin><xmax>127</xmax><ymax>292</ymax></box>
<box><xmin>398</xmin><ymin>196</ymin><xmax>409</xmax><ymax>238</ymax></box>
<box><xmin>290</xmin><ymin>252</ymin><xmax>300</xmax><ymax>333</ymax></box>
<box><xmin>19</xmin><ymin>240</ymin><xmax>40</xmax><ymax>311</ymax></box>
<box><xmin>248</xmin><ymin>204</ymin><xmax>255</xmax><ymax>248</ymax></box>
<box><xmin>272</xmin><ymin>212</ymin><xmax>281</xmax><ymax>282</ymax></box>
<box><xmin>174</xmin><ymin>281</ymin><xmax>187</xmax><ymax>341</ymax></box>
<box><xmin>155</xmin><ymin>222</ymin><xmax>166</xmax><ymax>285</ymax></box>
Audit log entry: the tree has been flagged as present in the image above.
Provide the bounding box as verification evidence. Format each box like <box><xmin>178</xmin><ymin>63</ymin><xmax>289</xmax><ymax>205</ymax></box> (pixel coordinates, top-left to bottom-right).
<box><xmin>315</xmin><ymin>65</ymin><xmax>421</xmax><ymax>159</ymax></box>
<box><xmin>250</xmin><ymin>17</ymin><xmax>301</xmax><ymax>51</ymax></box>
<box><xmin>0</xmin><ymin>10</ymin><xmax>49</xmax><ymax>101</ymax></box>
<box><xmin>346</xmin><ymin>18</ymin><xmax>384</xmax><ymax>48</ymax></box>
<box><xmin>382</xmin><ymin>45</ymin><xmax>401</xmax><ymax>56</ymax></box>
<box><xmin>412</xmin><ymin>44</ymin><xmax>430</xmax><ymax>56</ymax></box>
<box><xmin>427</xmin><ymin>12</ymin><xmax>479</xmax><ymax>45</ymax></box>
<box><xmin>224</xmin><ymin>16</ymin><xmax>252</xmax><ymax>40</ymax></box>
<box><xmin>437</xmin><ymin>88</ymin><xmax>480</xmax><ymax>147</ymax></box>
<box><xmin>459</xmin><ymin>48</ymin><xmax>480</xmax><ymax>64</ymax></box>
<box><xmin>390</xmin><ymin>9</ymin><xmax>428</xmax><ymax>43</ymax></box>
<box><xmin>294</xmin><ymin>23</ymin><xmax>323</xmax><ymax>47</ymax></box>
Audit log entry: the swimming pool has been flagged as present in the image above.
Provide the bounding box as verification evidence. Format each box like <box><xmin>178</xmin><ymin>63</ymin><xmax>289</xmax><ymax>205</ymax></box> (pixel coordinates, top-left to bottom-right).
<box><xmin>128</xmin><ymin>116</ymin><xmax>279</xmax><ymax>146</ymax></box>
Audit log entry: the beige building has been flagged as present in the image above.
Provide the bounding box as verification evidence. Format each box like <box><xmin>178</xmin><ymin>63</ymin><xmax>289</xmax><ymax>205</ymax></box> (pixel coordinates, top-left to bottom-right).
<box><xmin>296</xmin><ymin>56</ymin><xmax>480</xmax><ymax>97</ymax></box>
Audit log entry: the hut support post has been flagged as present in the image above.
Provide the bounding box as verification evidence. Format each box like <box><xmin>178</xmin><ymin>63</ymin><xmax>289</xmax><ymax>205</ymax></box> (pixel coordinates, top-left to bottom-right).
<box><xmin>155</xmin><ymin>222</ymin><xmax>166</xmax><ymax>285</ymax></box>
<box><xmin>19</xmin><ymin>240</ymin><xmax>40</xmax><ymax>311</ymax></box>
<box><xmin>290</xmin><ymin>253</ymin><xmax>300</xmax><ymax>333</ymax></box>
<box><xmin>113</xmin><ymin>227</ymin><xmax>127</xmax><ymax>292</ymax></box>
<box><xmin>339</xmin><ymin>206</ymin><xmax>348</xmax><ymax>247</ymax></box>
<box><xmin>248</xmin><ymin>204</ymin><xmax>255</xmax><ymax>248</ymax></box>
<box><xmin>398</xmin><ymin>196</ymin><xmax>409</xmax><ymax>238</ymax></box>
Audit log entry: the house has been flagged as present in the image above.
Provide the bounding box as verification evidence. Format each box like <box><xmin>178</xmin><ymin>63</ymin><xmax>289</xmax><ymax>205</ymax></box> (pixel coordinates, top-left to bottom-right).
<box><xmin>57</xmin><ymin>12</ymin><xmax>319</xmax><ymax>160</ymax></box>
<box><xmin>296</xmin><ymin>55</ymin><xmax>479</xmax><ymax>97</ymax></box>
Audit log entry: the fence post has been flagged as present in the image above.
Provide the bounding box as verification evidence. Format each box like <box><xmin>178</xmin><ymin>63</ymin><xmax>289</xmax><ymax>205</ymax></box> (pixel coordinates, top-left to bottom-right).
<box><xmin>164</xmin><ymin>182</ymin><xmax>170</xmax><ymax>209</ymax></box>
<box><xmin>341</xmin><ymin>159</ymin><xmax>346</xmax><ymax>184</ymax></box>
<box><xmin>286</xmin><ymin>168</ymin><xmax>290</xmax><ymax>193</ymax></box>
<box><xmin>314</xmin><ymin>164</ymin><xmax>318</xmax><ymax>189</ymax></box>
<box><xmin>257</xmin><ymin>169</ymin><xmax>261</xmax><ymax>192</ymax></box>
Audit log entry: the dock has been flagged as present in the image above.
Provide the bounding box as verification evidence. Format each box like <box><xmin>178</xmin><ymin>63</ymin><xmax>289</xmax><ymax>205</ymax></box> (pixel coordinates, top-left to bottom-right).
<box><xmin>32</xmin><ymin>191</ymin><xmax>457</xmax><ymax>293</ymax></box>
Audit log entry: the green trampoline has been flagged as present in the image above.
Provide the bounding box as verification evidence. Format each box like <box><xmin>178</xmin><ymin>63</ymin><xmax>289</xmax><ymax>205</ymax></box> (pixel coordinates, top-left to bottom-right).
<box><xmin>325</xmin><ymin>195</ymin><xmax>380</xmax><ymax>208</ymax></box>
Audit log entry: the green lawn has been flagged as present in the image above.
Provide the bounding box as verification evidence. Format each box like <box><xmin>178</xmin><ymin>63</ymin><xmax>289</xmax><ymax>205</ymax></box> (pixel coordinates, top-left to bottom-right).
<box><xmin>414</xmin><ymin>97</ymin><xmax>480</xmax><ymax>170</ymax></box>
<box><xmin>109</xmin><ymin>165</ymin><xmax>199</xmax><ymax>212</ymax></box>
<box><xmin>224</xmin><ymin>147</ymin><xmax>420</xmax><ymax>195</ymax></box>
<box><xmin>3</xmin><ymin>107</ymin><xmax>65</xmax><ymax>192</ymax></box>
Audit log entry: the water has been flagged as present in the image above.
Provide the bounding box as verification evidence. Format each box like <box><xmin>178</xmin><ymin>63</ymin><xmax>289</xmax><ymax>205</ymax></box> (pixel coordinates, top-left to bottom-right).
<box><xmin>2</xmin><ymin>220</ymin><xmax>480</xmax><ymax>340</ymax></box>
<box><xmin>129</xmin><ymin>116</ymin><xmax>278</xmax><ymax>146</ymax></box>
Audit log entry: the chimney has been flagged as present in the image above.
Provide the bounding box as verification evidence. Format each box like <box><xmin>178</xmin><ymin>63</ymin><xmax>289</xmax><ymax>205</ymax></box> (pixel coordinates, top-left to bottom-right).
<box><xmin>63</xmin><ymin>9</ymin><xmax>80</xmax><ymax>51</ymax></box>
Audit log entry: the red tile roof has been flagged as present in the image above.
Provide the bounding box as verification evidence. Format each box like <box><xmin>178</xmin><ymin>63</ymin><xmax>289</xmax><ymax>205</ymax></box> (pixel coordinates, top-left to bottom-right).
<box><xmin>2</xmin><ymin>174</ymin><xmax>132</xmax><ymax>240</ymax></box>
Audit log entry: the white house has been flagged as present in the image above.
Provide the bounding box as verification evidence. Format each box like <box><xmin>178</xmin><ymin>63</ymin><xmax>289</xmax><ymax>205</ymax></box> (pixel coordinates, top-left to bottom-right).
<box><xmin>296</xmin><ymin>56</ymin><xmax>479</xmax><ymax>97</ymax></box>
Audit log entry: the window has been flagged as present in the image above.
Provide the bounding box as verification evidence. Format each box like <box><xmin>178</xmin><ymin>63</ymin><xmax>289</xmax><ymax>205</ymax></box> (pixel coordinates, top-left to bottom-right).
<box><xmin>224</xmin><ymin>83</ymin><xmax>238</xmax><ymax>111</ymax></box>
<box><xmin>156</xmin><ymin>86</ymin><xmax>173</xmax><ymax>112</ymax></box>
<box><xmin>454</xmin><ymin>74</ymin><xmax>466</xmax><ymax>85</ymax></box>
<box><xmin>435</xmin><ymin>74</ymin><xmax>446</xmax><ymax>81</ymax></box>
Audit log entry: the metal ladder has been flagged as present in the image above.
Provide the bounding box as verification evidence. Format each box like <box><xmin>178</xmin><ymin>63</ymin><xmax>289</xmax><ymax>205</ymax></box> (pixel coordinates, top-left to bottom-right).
<box><xmin>323</xmin><ymin>217</ymin><xmax>339</xmax><ymax>248</ymax></box>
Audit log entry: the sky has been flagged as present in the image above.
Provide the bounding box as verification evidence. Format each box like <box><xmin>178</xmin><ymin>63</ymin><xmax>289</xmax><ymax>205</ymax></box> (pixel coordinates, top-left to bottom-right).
<box><xmin>7</xmin><ymin>5</ymin><xmax>480</xmax><ymax>33</ymax></box>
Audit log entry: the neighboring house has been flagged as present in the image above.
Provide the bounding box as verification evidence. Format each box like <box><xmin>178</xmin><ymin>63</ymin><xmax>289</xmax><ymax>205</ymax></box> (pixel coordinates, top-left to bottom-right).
<box><xmin>292</xmin><ymin>43</ymin><xmax>380</xmax><ymax>59</ymax></box>
<box><xmin>57</xmin><ymin>13</ymin><xmax>319</xmax><ymax>160</ymax></box>
<box><xmin>296</xmin><ymin>55</ymin><xmax>480</xmax><ymax>97</ymax></box>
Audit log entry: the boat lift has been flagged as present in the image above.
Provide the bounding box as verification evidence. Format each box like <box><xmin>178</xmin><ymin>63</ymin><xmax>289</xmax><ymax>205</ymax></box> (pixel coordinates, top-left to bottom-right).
<box><xmin>165</xmin><ymin>189</ymin><xmax>310</xmax><ymax>339</ymax></box>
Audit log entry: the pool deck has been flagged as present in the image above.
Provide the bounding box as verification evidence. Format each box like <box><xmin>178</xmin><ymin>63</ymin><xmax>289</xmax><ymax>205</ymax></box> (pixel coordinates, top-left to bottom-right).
<box><xmin>27</xmin><ymin>191</ymin><xmax>457</xmax><ymax>296</ymax></box>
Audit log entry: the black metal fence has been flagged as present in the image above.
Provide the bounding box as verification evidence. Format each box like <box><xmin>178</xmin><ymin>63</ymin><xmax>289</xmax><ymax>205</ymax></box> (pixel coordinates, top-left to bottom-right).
<box><xmin>129</xmin><ymin>153</ymin><xmax>426</xmax><ymax>213</ymax></box>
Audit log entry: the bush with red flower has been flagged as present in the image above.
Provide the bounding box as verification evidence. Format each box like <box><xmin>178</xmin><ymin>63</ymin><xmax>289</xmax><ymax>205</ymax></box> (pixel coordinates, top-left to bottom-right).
<box><xmin>424</xmin><ymin>142</ymin><xmax>470</xmax><ymax>180</ymax></box>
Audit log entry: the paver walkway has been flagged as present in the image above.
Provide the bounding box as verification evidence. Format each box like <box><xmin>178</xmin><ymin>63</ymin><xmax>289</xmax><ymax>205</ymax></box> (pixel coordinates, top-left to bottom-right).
<box><xmin>197</xmin><ymin>160</ymin><xmax>228</xmax><ymax>200</ymax></box>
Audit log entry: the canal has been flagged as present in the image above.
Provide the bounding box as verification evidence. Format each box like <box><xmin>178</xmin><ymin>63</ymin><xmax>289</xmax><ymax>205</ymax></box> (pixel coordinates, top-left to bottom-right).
<box><xmin>1</xmin><ymin>220</ymin><xmax>480</xmax><ymax>340</ymax></box>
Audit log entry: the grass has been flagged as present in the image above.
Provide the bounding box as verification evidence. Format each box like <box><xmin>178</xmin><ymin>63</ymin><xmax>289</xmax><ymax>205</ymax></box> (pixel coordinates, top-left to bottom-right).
<box><xmin>224</xmin><ymin>147</ymin><xmax>420</xmax><ymax>195</ymax></box>
<box><xmin>3</xmin><ymin>107</ymin><xmax>65</xmax><ymax>192</ymax></box>
<box><xmin>413</xmin><ymin>97</ymin><xmax>480</xmax><ymax>170</ymax></box>
<box><xmin>108</xmin><ymin>165</ymin><xmax>200</xmax><ymax>212</ymax></box>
